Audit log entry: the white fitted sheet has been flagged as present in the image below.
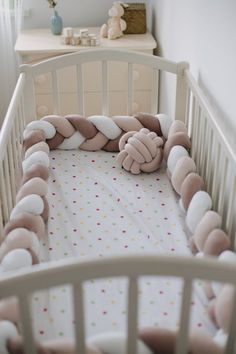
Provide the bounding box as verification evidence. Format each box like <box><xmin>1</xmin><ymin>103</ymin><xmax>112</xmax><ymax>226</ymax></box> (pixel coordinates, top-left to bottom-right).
<box><xmin>32</xmin><ymin>150</ymin><xmax>216</xmax><ymax>341</ymax></box>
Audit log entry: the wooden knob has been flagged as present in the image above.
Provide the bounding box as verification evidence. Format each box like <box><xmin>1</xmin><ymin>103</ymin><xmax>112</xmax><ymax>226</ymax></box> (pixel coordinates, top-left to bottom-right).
<box><xmin>133</xmin><ymin>70</ymin><xmax>140</xmax><ymax>81</ymax></box>
<box><xmin>132</xmin><ymin>102</ymin><xmax>139</xmax><ymax>112</ymax></box>
<box><xmin>35</xmin><ymin>75</ymin><xmax>47</xmax><ymax>85</ymax></box>
<box><xmin>37</xmin><ymin>105</ymin><xmax>49</xmax><ymax>117</ymax></box>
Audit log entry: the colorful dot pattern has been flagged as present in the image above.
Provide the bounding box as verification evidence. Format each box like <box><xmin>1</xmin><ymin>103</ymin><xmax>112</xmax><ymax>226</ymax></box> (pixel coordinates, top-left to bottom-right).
<box><xmin>31</xmin><ymin>150</ymin><xmax>216</xmax><ymax>341</ymax></box>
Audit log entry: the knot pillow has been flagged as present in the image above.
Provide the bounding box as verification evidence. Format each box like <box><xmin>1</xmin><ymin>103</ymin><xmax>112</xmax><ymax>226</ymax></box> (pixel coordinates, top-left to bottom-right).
<box><xmin>116</xmin><ymin>128</ymin><xmax>163</xmax><ymax>174</ymax></box>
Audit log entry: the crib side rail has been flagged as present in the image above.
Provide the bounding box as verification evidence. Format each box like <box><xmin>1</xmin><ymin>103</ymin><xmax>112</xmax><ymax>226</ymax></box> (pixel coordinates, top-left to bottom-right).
<box><xmin>20</xmin><ymin>48</ymin><xmax>188</xmax><ymax>122</ymax></box>
<box><xmin>0</xmin><ymin>73</ymin><xmax>26</xmax><ymax>240</ymax></box>
<box><xmin>184</xmin><ymin>69</ymin><xmax>236</xmax><ymax>248</ymax></box>
<box><xmin>1</xmin><ymin>254</ymin><xmax>236</xmax><ymax>354</ymax></box>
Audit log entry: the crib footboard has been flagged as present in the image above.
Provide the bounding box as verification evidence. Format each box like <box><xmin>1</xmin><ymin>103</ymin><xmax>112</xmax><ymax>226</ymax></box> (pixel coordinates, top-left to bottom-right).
<box><xmin>1</xmin><ymin>254</ymin><xmax>236</xmax><ymax>354</ymax></box>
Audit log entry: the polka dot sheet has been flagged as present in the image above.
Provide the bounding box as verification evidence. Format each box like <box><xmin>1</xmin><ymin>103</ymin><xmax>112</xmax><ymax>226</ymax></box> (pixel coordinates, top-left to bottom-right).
<box><xmin>32</xmin><ymin>150</ymin><xmax>216</xmax><ymax>341</ymax></box>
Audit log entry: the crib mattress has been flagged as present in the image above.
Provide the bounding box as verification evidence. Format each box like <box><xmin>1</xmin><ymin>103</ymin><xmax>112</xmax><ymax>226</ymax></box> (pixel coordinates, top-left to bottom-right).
<box><xmin>32</xmin><ymin>150</ymin><xmax>216</xmax><ymax>341</ymax></box>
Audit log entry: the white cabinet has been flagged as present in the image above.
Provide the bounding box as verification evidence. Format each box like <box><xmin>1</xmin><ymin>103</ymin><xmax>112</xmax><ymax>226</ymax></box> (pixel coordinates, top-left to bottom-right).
<box><xmin>15</xmin><ymin>28</ymin><xmax>157</xmax><ymax>118</ymax></box>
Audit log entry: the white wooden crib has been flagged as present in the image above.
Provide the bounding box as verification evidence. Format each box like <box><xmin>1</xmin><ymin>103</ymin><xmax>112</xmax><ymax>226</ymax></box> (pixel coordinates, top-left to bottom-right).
<box><xmin>0</xmin><ymin>49</ymin><xmax>236</xmax><ymax>354</ymax></box>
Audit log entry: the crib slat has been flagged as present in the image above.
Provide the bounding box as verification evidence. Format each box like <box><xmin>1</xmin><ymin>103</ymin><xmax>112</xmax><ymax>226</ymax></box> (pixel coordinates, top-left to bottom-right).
<box><xmin>3</xmin><ymin>157</ymin><xmax>12</xmax><ymax>215</ymax></box>
<box><xmin>127</xmin><ymin>277</ymin><xmax>138</xmax><ymax>354</ymax></box>
<box><xmin>199</xmin><ymin>116</ymin><xmax>207</xmax><ymax>175</ymax></box>
<box><xmin>0</xmin><ymin>165</ymin><xmax>9</xmax><ymax>223</ymax></box>
<box><xmin>52</xmin><ymin>70</ymin><xmax>60</xmax><ymax>114</ymax></box>
<box><xmin>202</xmin><ymin>119</ymin><xmax>210</xmax><ymax>185</ymax></box>
<box><xmin>7</xmin><ymin>143</ymin><xmax>16</xmax><ymax>205</ymax></box>
<box><xmin>11</xmin><ymin>125</ymin><xmax>19</xmax><ymax>183</ymax></box>
<box><xmin>211</xmin><ymin>143</ymin><xmax>221</xmax><ymax>209</ymax></box>
<box><xmin>175</xmin><ymin>279</ymin><xmax>192</xmax><ymax>354</ymax></box>
<box><xmin>206</xmin><ymin>129</ymin><xmax>214</xmax><ymax>193</ymax></box>
<box><xmin>225</xmin><ymin>287</ymin><xmax>236</xmax><ymax>354</ymax></box>
<box><xmin>13</xmin><ymin>120</ymin><xmax>22</xmax><ymax>187</ymax></box>
<box><xmin>225</xmin><ymin>175</ymin><xmax>236</xmax><ymax>241</ymax></box>
<box><xmin>15</xmin><ymin>112</ymin><xmax>21</xmax><ymax>153</ymax></box>
<box><xmin>196</xmin><ymin>109</ymin><xmax>203</xmax><ymax>173</ymax></box>
<box><xmin>73</xmin><ymin>283</ymin><xmax>86</xmax><ymax>354</ymax></box>
<box><xmin>18</xmin><ymin>294</ymin><xmax>37</xmax><ymax>354</ymax></box>
<box><xmin>20</xmin><ymin>94</ymin><xmax>26</xmax><ymax>127</ymax></box>
<box><xmin>217</xmin><ymin>156</ymin><xmax>228</xmax><ymax>216</ymax></box>
<box><xmin>0</xmin><ymin>204</ymin><xmax>3</xmax><ymax>241</ymax></box>
<box><xmin>127</xmin><ymin>63</ymin><xmax>133</xmax><ymax>116</ymax></box>
<box><xmin>77</xmin><ymin>64</ymin><xmax>84</xmax><ymax>116</ymax></box>
<box><xmin>102</xmin><ymin>61</ymin><xmax>108</xmax><ymax>116</ymax></box>
<box><xmin>185</xmin><ymin>88</ymin><xmax>191</xmax><ymax>133</ymax></box>
<box><xmin>190</xmin><ymin>96</ymin><xmax>196</xmax><ymax>160</ymax></box>
<box><xmin>151</xmin><ymin>68</ymin><xmax>159</xmax><ymax>115</ymax></box>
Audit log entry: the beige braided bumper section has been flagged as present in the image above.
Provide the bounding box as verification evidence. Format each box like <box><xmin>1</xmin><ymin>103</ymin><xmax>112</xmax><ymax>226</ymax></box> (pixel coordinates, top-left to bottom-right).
<box><xmin>32</xmin><ymin>113</ymin><xmax>164</xmax><ymax>152</ymax></box>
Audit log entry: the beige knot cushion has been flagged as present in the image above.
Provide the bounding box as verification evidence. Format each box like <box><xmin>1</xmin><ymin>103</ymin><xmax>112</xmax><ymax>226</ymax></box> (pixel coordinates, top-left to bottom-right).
<box><xmin>116</xmin><ymin>128</ymin><xmax>163</xmax><ymax>174</ymax></box>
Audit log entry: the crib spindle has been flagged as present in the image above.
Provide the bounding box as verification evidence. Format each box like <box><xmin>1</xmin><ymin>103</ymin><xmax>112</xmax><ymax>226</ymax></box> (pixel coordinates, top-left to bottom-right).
<box><xmin>199</xmin><ymin>115</ymin><xmax>207</xmax><ymax>175</ymax></box>
<box><xmin>2</xmin><ymin>159</ymin><xmax>12</xmax><ymax>218</ymax></box>
<box><xmin>11</xmin><ymin>126</ymin><xmax>20</xmax><ymax>186</ymax></box>
<box><xmin>189</xmin><ymin>96</ymin><xmax>196</xmax><ymax>161</ymax></box>
<box><xmin>77</xmin><ymin>63</ymin><xmax>84</xmax><ymax>116</ymax></box>
<box><xmin>18</xmin><ymin>294</ymin><xmax>37</xmax><ymax>354</ymax></box>
<box><xmin>127</xmin><ymin>277</ymin><xmax>138</xmax><ymax>354</ymax></box>
<box><xmin>205</xmin><ymin>129</ymin><xmax>214</xmax><ymax>193</ymax></box>
<box><xmin>52</xmin><ymin>70</ymin><xmax>60</xmax><ymax>115</ymax></box>
<box><xmin>127</xmin><ymin>63</ymin><xmax>133</xmax><ymax>116</ymax></box>
<box><xmin>0</xmin><ymin>165</ymin><xmax>10</xmax><ymax>235</ymax></box>
<box><xmin>7</xmin><ymin>143</ymin><xmax>16</xmax><ymax>204</ymax></box>
<box><xmin>196</xmin><ymin>108</ymin><xmax>203</xmax><ymax>173</ymax></box>
<box><xmin>186</xmin><ymin>88</ymin><xmax>191</xmax><ymax>134</ymax></box>
<box><xmin>20</xmin><ymin>94</ymin><xmax>26</xmax><ymax>127</ymax></box>
<box><xmin>201</xmin><ymin>118</ymin><xmax>210</xmax><ymax>184</ymax></box>
<box><xmin>0</xmin><ymin>202</ymin><xmax>3</xmax><ymax>240</ymax></box>
<box><xmin>151</xmin><ymin>68</ymin><xmax>159</xmax><ymax>115</ymax></box>
<box><xmin>102</xmin><ymin>61</ymin><xmax>108</xmax><ymax>116</ymax></box>
<box><xmin>217</xmin><ymin>156</ymin><xmax>228</xmax><ymax>217</ymax></box>
<box><xmin>175</xmin><ymin>279</ymin><xmax>192</xmax><ymax>354</ymax></box>
<box><xmin>225</xmin><ymin>286</ymin><xmax>236</xmax><ymax>354</ymax></box>
<box><xmin>225</xmin><ymin>175</ymin><xmax>236</xmax><ymax>244</ymax></box>
<box><xmin>175</xmin><ymin>62</ymin><xmax>189</xmax><ymax>122</ymax></box>
<box><xmin>73</xmin><ymin>283</ymin><xmax>86</xmax><ymax>354</ymax></box>
<box><xmin>191</xmin><ymin>100</ymin><xmax>200</xmax><ymax>164</ymax></box>
<box><xmin>211</xmin><ymin>143</ymin><xmax>221</xmax><ymax>210</ymax></box>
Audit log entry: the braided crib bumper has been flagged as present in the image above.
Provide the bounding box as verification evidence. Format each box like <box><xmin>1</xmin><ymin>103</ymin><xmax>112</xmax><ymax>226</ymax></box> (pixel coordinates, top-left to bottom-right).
<box><xmin>23</xmin><ymin>113</ymin><xmax>172</xmax><ymax>151</ymax></box>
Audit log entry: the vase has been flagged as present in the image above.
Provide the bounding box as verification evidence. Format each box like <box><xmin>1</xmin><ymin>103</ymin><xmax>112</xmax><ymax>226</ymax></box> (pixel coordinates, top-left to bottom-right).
<box><xmin>51</xmin><ymin>10</ymin><xmax>63</xmax><ymax>35</ymax></box>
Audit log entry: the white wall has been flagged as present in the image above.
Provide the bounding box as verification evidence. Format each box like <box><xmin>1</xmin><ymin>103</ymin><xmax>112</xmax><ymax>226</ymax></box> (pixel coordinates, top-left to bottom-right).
<box><xmin>149</xmin><ymin>0</ymin><xmax>236</xmax><ymax>148</ymax></box>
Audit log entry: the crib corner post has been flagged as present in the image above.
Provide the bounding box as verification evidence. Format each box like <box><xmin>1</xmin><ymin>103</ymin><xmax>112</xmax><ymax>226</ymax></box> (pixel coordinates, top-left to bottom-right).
<box><xmin>20</xmin><ymin>65</ymin><xmax>36</xmax><ymax>124</ymax></box>
<box><xmin>175</xmin><ymin>61</ymin><xmax>189</xmax><ymax>123</ymax></box>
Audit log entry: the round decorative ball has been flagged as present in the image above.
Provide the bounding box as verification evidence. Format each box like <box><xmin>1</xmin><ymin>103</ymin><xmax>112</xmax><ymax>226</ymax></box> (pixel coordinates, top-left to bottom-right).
<box><xmin>116</xmin><ymin>128</ymin><xmax>163</xmax><ymax>174</ymax></box>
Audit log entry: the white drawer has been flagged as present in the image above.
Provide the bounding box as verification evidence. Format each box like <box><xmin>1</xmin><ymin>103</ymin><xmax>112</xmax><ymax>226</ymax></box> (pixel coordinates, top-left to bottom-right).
<box><xmin>34</xmin><ymin>62</ymin><xmax>153</xmax><ymax>95</ymax></box>
<box><xmin>36</xmin><ymin>93</ymin><xmax>103</xmax><ymax>118</ymax></box>
<box><xmin>108</xmin><ymin>62</ymin><xmax>153</xmax><ymax>91</ymax></box>
<box><xmin>108</xmin><ymin>91</ymin><xmax>151</xmax><ymax>116</ymax></box>
<box><xmin>36</xmin><ymin>94</ymin><xmax>53</xmax><ymax>118</ymax></box>
<box><xmin>133</xmin><ymin>90</ymin><xmax>152</xmax><ymax>113</ymax></box>
<box><xmin>35</xmin><ymin>90</ymin><xmax>151</xmax><ymax>119</ymax></box>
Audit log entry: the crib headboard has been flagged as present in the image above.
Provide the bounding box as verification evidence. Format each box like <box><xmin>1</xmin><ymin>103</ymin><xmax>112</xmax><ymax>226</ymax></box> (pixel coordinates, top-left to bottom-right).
<box><xmin>20</xmin><ymin>48</ymin><xmax>189</xmax><ymax>123</ymax></box>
